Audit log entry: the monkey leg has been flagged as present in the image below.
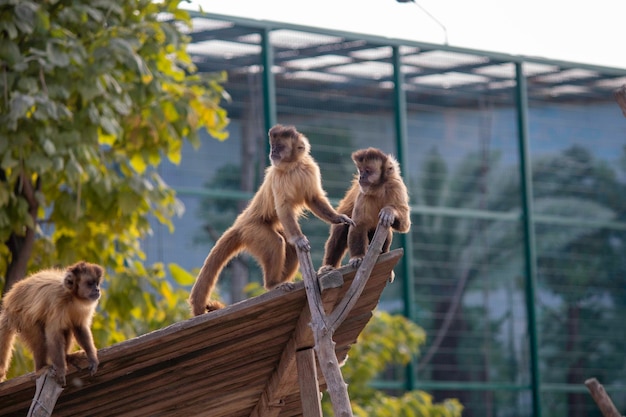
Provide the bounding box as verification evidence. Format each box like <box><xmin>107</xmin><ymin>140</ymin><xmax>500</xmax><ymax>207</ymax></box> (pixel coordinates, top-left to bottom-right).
<box><xmin>321</xmin><ymin>223</ymin><xmax>350</xmax><ymax>270</ymax></box>
<box><xmin>347</xmin><ymin>225</ymin><xmax>369</xmax><ymax>268</ymax></box>
<box><xmin>21</xmin><ymin>326</ymin><xmax>49</xmax><ymax>372</ymax></box>
<box><xmin>250</xmin><ymin>226</ymin><xmax>289</xmax><ymax>290</ymax></box>
<box><xmin>46</xmin><ymin>330</ymin><xmax>68</xmax><ymax>386</ymax></box>
<box><xmin>280</xmin><ymin>236</ymin><xmax>300</xmax><ymax>283</ymax></box>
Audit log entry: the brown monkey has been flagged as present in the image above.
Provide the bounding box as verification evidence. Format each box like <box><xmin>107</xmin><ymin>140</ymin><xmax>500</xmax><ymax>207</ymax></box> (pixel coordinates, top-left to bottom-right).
<box><xmin>0</xmin><ymin>261</ymin><xmax>103</xmax><ymax>386</ymax></box>
<box><xmin>189</xmin><ymin>124</ymin><xmax>355</xmax><ymax>315</ymax></box>
<box><xmin>320</xmin><ymin>147</ymin><xmax>410</xmax><ymax>272</ymax></box>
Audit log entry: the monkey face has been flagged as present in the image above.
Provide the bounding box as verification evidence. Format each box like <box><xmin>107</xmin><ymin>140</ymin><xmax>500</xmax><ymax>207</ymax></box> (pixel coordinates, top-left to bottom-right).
<box><xmin>357</xmin><ymin>161</ymin><xmax>382</xmax><ymax>192</ymax></box>
<box><xmin>269</xmin><ymin>139</ymin><xmax>292</xmax><ymax>166</ymax></box>
<box><xmin>76</xmin><ymin>277</ymin><xmax>101</xmax><ymax>301</ymax></box>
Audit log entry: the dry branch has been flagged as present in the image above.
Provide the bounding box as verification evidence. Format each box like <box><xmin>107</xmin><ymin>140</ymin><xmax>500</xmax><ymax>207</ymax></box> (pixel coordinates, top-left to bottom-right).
<box><xmin>27</xmin><ymin>370</ymin><xmax>64</xmax><ymax>417</ymax></box>
<box><xmin>584</xmin><ymin>378</ymin><xmax>624</xmax><ymax>417</ymax></box>
<box><xmin>296</xmin><ymin>222</ymin><xmax>391</xmax><ymax>417</ymax></box>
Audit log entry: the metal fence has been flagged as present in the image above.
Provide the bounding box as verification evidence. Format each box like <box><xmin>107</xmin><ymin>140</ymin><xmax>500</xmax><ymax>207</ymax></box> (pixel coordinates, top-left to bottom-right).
<box><xmin>146</xmin><ymin>11</ymin><xmax>626</xmax><ymax>417</ymax></box>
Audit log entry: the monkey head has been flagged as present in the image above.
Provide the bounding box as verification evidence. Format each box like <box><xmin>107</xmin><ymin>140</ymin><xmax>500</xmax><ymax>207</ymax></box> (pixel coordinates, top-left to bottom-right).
<box><xmin>351</xmin><ymin>147</ymin><xmax>399</xmax><ymax>194</ymax></box>
<box><xmin>268</xmin><ymin>124</ymin><xmax>310</xmax><ymax>166</ymax></box>
<box><xmin>64</xmin><ymin>261</ymin><xmax>104</xmax><ymax>302</ymax></box>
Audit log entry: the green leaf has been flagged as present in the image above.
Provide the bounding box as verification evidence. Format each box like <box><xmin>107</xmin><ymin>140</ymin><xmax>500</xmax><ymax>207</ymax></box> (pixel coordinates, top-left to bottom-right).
<box><xmin>42</xmin><ymin>139</ymin><xmax>56</xmax><ymax>155</ymax></box>
<box><xmin>14</xmin><ymin>2</ymin><xmax>37</xmax><ymax>34</ymax></box>
<box><xmin>168</xmin><ymin>263</ymin><xmax>195</xmax><ymax>286</ymax></box>
<box><xmin>0</xmin><ymin>40</ymin><xmax>21</xmax><ymax>65</ymax></box>
<box><xmin>46</xmin><ymin>40</ymin><xmax>69</xmax><ymax>67</ymax></box>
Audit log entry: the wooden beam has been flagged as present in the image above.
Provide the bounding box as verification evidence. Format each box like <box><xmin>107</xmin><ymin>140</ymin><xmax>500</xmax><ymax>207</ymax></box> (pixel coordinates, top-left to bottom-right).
<box><xmin>296</xmin><ymin>348</ymin><xmax>323</xmax><ymax>417</ymax></box>
<box><xmin>249</xmin><ymin>272</ymin><xmax>344</xmax><ymax>417</ymax></box>
<box><xmin>297</xmin><ymin>222</ymin><xmax>391</xmax><ymax>417</ymax></box>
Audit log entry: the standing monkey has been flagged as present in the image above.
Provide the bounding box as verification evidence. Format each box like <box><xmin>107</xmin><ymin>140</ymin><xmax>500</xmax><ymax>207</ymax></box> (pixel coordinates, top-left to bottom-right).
<box><xmin>320</xmin><ymin>147</ymin><xmax>411</xmax><ymax>272</ymax></box>
<box><xmin>0</xmin><ymin>261</ymin><xmax>103</xmax><ymax>386</ymax></box>
<box><xmin>189</xmin><ymin>124</ymin><xmax>355</xmax><ymax>315</ymax></box>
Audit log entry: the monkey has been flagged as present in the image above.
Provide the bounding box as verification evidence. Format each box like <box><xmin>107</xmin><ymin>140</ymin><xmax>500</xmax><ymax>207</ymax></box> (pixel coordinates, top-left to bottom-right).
<box><xmin>189</xmin><ymin>124</ymin><xmax>355</xmax><ymax>316</ymax></box>
<box><xmin>0</xmin><ymin>261</ymin><xmax>103</xmax><ymax>386</ymax></box>
<box><xmin>319</xmin><ymin>147</ymin><xmax>411</xmax><ymax>274</ymax></box>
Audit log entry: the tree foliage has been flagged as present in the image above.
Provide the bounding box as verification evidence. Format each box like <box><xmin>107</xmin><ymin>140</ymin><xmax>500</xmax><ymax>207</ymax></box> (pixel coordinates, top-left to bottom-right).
<box><xmin>0</xmin><ymin>0</ymin><xmax>228</xmax><ymax>378</ymax></box>
<box><xmin>323</xmin><ymin>311</ymin><xmax>463</xmax><ymax>417</ymax></box>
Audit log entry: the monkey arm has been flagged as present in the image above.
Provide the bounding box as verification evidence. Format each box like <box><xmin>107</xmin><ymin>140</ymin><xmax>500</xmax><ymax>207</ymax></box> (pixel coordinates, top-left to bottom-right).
<box><xmin>73</xmin><ymin>324</ymin><xmax>99</xmax><ymax>375</ymax></box>
<box><xmin>46</xmin><ymin>328</ymin><xmax>69</xmax><ymax>386</ymax></box>
<box><xmin>275</xmin><ymin>203</ymin><xmax>310</xmax><ymax>251</ymax></box>
<box><xmin>308</xmin><ymin>195</ymin><xmax>355</xmax><ymax>227</ymax></box>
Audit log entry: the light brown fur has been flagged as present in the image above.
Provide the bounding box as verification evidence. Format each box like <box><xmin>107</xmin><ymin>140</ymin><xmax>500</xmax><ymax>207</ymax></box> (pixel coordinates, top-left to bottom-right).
<box><xmin>320</xmin><ymin>147</ymin><xmax>411</xmax><ymax>272</ymax></box>
<box><xmin>0</xmin><ymin>261</ymin><xmax>103</xmax><ymax>386</ymax></box>
<box><xmin>189</xmin><ymin>125</ymin><xmax>354</xmax><ymax>316</ymax></box>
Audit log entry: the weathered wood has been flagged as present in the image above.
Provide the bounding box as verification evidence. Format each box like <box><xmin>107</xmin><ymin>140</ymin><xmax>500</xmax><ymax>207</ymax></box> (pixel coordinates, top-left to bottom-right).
<box><xmin>298</xmin><ymin>248</ymin><xmax>352</xmax><ymax>417</ymax></box>
<box><xmin>584</xmin><ymin>378</ymin><xmax>623</xmax><ymax>417</ymax></box>
<box><xmin>250</xmin><ymin>272</ymin><xmax>343</xmax><ymax>417</ymax></box>
<box><xmin>0</xmin><ymin>249</ymin><xmax>402</xmax><ymax>417</ymax></box>
<box><xmin>328</xmin><ymin>224</ymin><xmax>389</xmax><ymax>332</ymax></box>
<box><xmin>615</xmin><ymin>85</ymin><xmax>626</xmax><ymax>118</ymax></box>
<box><xmin>297</xmin><ymin>222</ymin><xmax>392</xmax><ymax>417</ymax></box>
<box><xmin>27</xmin><ymin>370</ymin><xmax>64</xmax><ymax>417</ymax></box>
<box><xmin>296</xmin><ymin>348</ymin><xmax>323</xmax><ymax>417</ymax></box>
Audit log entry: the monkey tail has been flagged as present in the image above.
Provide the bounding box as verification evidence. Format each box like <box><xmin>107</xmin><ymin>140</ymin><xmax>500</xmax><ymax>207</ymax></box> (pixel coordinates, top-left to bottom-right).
<box><xmin>0</xmin><ymin>314</ymin><xmax>16</xmax><ymax>382</ymax></box>
<box><xmin>189</xmin><ymin>228</ymin><xmax>243</xmax><ymax>316</ymax></box>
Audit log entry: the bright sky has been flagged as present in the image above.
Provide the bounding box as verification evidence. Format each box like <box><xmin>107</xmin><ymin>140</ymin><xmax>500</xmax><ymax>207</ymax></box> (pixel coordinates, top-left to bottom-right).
<box><xmin>186</xmin><ymin>0</ymin><xmax>625</xmax><ymax>70</ymax></box>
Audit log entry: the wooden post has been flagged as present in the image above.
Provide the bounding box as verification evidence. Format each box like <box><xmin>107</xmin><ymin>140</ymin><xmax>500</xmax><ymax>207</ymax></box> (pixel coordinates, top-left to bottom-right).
<box><xmin>27</xmin><ymin>370</ymin><xmax>64</xmax><ymax>417</ymax></box>
<box><xmin>584</xmin><ymin>378</ymin><xmax>624</xmax><ymax>417</ymax></box>
<box><xmin>296</xmin><ymin>222</ymin><xmax>390</xmax><ymax>417</ymax></box>
<box><xmin>296</xmin><ymin>348</ymin><xmax>323</xmax><ymax>417</ymax></box>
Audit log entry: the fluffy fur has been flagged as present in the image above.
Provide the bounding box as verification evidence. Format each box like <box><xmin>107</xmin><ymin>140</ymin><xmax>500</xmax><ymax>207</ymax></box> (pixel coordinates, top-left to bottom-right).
<box><xmin>320</xmin><ymin>147</ymin><xmax>411</xmax><ymax>271</ymax></box>
<box><xmin>189</xmin><ymin>124</ymin><xmax>354</xmax><ymax>315</ymax></box>
<box><xmin>0</xmin><ymin>261</ymin><xmax>103</xmax><ymax>386</ymax></box>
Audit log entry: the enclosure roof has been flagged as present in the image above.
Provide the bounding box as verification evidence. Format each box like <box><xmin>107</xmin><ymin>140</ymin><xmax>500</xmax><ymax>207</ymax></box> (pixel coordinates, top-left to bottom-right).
<box><xmin>0</xmin><ymin>250</ymin><xmax>402</xmax><ymax>417</ymax></box>
<box><xmin>183</xmin><ymin>12</ymin><xmax>626</xmax><ymax>111</ymax></box>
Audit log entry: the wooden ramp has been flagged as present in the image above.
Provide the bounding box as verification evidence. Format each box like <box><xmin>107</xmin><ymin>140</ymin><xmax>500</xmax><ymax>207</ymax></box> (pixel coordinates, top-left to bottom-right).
<box><xmin>0</xmin><ymin>249</ymin><xmax>402</xmax><ymax>417</ymax></box>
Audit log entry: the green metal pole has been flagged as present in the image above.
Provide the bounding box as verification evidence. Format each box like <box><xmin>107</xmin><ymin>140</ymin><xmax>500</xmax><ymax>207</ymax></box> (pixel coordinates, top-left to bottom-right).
<box><xmin>514</xmin><ymin>62</ymin><xmax>542</xmax><ymax>417</ymax></box>
<box><xmin>261</xmin><ymin>28</ymin><xmax>277</xmax><ymax>134</ymax></box>
<box><xmin>392</xmin><ymin>46</ymin><xmax>417</xmax><ymax>391</ymax></box>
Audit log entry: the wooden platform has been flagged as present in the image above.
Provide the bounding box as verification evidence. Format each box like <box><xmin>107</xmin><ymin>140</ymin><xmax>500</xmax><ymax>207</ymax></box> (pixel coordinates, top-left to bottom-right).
<box><xmin>0</xmin><ymin>249</ymin><xmax>402</xmax><ymax>417</ymax></box>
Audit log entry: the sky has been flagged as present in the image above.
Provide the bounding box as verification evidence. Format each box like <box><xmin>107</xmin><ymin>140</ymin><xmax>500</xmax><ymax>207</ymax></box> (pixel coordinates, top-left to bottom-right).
<box><xmin>185</xmin><ymin>0</ymin><xmax>626</xmax><ymax>70</ymax></box>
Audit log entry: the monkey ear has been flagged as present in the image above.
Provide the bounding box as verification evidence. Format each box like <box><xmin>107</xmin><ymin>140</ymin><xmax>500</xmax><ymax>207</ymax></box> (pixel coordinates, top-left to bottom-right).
<box><xmin>64</xmin><ymin>272</ymin><xmax>76</xmax><ymax>290</ymax></box>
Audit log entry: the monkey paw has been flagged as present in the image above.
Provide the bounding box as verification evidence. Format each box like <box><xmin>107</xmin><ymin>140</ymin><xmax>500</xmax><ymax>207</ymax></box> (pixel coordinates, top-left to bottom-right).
<box><xmin>349</xmin><ymin>257</ymin><xmax>363</xmax><ymax>269</ymax></box>
<box><xmin>275</xmin><ymin>282</ymin><xmax>296</xmax><ymax>292</ymax></box>
<box><xmin>317</xmin><ymin>265</ymin><xmax>335</xmax><ymax>275</ymax></box>
<box><xmin>49</xmin><ymin>367</ymin><xmax>67</xmax><ymax>387</ymax></box>
<box><xmin>293</xmin><ymin>235</ymin><xmax>311</xmax><ymax>252</ymax></box>
<box><xmin>336</xmin><ymin>214</ymin><xmax>355</xmax><ymax>227</ymax></box>
<box><xmin>87</xmin><ymin>360</ymin><xmax>99</xmax><ymax>376</ymax></box>
<box><xmin>378</xmin><ymin>207</ymin><xmax>395</xmax><ymax>227</ymax></box>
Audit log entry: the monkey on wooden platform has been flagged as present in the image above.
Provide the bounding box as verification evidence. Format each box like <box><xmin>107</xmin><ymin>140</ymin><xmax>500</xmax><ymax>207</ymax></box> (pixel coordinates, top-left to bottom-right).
<box><xmin>0</xmin><ymin>261</ymin><xmax>103</xmax><ymax>386</ymax></box>
<box><xmin>320</xmin><ymin>147</ymin><xmax>411</xmax><ymax>274</ymax></box>
<box><xmin>189</xmin><ymin>124</ymin><xmax>355</xmax><ymax>316</ymax></box>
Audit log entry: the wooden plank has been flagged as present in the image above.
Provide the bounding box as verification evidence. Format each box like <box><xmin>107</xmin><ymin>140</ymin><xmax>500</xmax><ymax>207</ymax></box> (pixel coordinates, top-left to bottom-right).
<box><xmin>0</xmin><ymin>250</ymin><xmax>402</xmax><ymax>417</ymax></box>
<box><xmin>296</xmin><ymin>348</ymin><xmax>322</xmax><ymax>417</ymax></box>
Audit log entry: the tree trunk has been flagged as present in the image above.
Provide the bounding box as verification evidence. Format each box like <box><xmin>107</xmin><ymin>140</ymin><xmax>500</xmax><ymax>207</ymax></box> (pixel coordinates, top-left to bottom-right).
<box><xmin>2</xmin><ymin>174</ymin><xmax>39</xmax><ymax>297</ymax></box>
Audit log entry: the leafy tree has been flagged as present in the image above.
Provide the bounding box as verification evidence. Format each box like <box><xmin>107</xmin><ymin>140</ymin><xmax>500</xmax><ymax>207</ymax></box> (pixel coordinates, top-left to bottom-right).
<box><xmin>411</xmin><ymin>145</ymin><xmax>626</xmax><ymax>416</ymax></box>
<box><xmin>0</xmin><ymin>0</ymin><xmax>228</xmax><ymax>378</ymax></box>
<box><xmin>322</xmin><ymin>311</ymin><xmax>463</xmax><ymax>417</ymax></box>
